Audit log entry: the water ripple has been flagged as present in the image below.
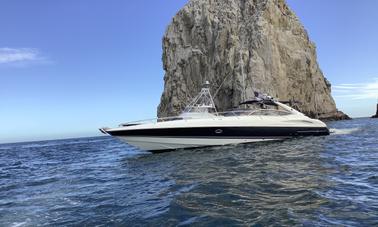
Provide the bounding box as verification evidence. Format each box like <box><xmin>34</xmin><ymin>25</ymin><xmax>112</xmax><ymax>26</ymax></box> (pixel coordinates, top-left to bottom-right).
<box><xmin>0</xmin><ymin>118</ymin><xmax>377</xmax><ymax>226</ymax></box>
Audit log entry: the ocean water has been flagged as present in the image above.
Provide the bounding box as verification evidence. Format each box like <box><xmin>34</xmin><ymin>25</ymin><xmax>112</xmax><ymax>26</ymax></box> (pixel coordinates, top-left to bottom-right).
<box><xmin>1</xmin><ymin>118</ymin><xmax>377</xmax><ymax>226</ymax></box>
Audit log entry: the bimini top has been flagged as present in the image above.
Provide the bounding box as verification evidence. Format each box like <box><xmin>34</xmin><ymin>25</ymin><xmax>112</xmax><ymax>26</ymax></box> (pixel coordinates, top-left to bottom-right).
<box><xmin>115</xmin><ymin>82</ymin><xmax>303</xmax><ymax>127</ymax></box>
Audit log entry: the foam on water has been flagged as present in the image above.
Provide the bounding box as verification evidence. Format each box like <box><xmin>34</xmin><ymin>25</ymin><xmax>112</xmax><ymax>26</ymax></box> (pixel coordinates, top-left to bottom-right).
<box><xmin>330</xmin><ymin>127</ymin><xmax>361</xmax><ymax>135</ymax></box>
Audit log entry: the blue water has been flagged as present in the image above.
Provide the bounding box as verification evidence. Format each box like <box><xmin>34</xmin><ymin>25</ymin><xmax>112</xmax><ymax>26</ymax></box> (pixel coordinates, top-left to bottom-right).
<box><xmin>1</xmin><ymin>118</ymin><xmax>377</xmax><ymax>226</ymax></box>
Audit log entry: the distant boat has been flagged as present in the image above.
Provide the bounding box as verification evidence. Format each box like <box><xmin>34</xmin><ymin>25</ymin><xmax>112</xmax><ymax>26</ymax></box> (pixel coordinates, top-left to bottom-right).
<box><xmin>100</xmin><ymin>82</ymin><xmax>330</xmax><ymax>152</ymax></box>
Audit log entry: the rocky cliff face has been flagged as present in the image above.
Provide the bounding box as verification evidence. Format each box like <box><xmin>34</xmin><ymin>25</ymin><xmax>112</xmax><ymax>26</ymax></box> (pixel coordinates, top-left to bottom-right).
<box><xmin>158</xmin><ymin>0</ymin><xmax>349</xmax><ymax>120</ymax></box>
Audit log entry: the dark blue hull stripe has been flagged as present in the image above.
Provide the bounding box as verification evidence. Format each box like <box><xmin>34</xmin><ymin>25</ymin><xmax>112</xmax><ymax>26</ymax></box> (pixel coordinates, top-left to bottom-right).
<box><xmin>107</xmin><ymin>126</ymin><xmax>330</xmax><ymax>137</ymax></box>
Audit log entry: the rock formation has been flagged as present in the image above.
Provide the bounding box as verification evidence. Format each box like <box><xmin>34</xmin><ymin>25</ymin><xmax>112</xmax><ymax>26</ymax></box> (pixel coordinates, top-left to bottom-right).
<box><xmin>158</xmin><ymin>0</ymin><xmax>349</xmax><ymax>120</ymax></box>
<box><xmin>372</xmin><ymin>104</ymin><xmax>378</xmax><ymax>118</ymax></box>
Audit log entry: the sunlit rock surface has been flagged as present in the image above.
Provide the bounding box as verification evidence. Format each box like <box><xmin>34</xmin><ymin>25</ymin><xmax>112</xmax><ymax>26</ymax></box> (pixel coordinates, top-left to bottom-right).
<box><xmin>158</xmin><ymin>0</ymin><xmax>349</xmax><ymax>120</ymax></box>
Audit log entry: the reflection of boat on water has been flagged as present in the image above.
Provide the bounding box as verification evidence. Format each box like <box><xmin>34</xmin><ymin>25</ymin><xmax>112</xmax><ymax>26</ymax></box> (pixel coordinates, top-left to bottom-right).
<box><xmin>100</xmin><ymin>82</ymin><xmax>329</xmax><ymax>152</ymax></box>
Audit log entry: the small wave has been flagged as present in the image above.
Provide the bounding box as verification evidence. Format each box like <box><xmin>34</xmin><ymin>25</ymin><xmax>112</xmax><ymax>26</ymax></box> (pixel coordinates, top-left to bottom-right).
<box><xmin>25</xmin><ymin>177</ymin><xmax>59</xmax><ymax>187</ymax></box>
<box><xmin>20</xmin><ymin>138</ymin><xmax>109</xmax><ymax>149</ymax></box>
<box><xmin>178</xmin><ymin>216</ymin><xmax>205</xmax><ymax>226</ymax></box>
<box><xmin>330</xmin><ymin>128</ymin><xmax>360</xmax><ymax>135</ymax></box>
<box><xmin>11</xmin><ymin>222</ymin><xmax>27</xmax><ymax>227</ymax></box>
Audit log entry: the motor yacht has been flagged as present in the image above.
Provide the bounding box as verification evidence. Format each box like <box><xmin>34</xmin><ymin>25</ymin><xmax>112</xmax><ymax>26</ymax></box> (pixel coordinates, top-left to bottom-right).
<box><xmin>100</xmin><ymin>82</ymin><xmax>329</xmax><ymax>152</ymax></box>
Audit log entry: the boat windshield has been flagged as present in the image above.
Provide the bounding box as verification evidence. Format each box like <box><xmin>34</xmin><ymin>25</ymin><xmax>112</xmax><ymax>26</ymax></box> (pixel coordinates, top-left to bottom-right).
<box><xmin>248</xmin><ymin>109</ymin><xmax>291</xmax><ymax>116</ymax></box>
<box><xmin>218</xmin><ymin>108</ymin><xmax>291</xmax><ymax>117</ymax></box>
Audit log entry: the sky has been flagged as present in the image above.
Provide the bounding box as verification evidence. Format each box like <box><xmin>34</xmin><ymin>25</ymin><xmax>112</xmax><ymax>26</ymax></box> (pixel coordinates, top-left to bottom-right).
<box><xmin>1</xmin><ymin>0</ymin><xmax>377</xmax><ymax>143</ymax></box>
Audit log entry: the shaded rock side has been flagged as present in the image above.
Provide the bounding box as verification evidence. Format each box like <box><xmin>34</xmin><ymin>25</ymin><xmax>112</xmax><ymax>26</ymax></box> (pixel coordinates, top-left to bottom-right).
<box><xmin>372</xmin><ymin>104</ymin><xmax>378</xmax><ymax>118</ymax></box>
<box><xmin>158</xmin><ymin>0</ymin><xmax>349</xmax><ymax>120</ymax></box>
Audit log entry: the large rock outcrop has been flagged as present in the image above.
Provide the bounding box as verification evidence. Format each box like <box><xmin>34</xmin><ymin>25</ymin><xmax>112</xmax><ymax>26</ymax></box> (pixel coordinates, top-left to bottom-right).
<box><xmin>158</xmin><ymin>0</ymin><xmax>349</xmax><ymax>120</ymax></box>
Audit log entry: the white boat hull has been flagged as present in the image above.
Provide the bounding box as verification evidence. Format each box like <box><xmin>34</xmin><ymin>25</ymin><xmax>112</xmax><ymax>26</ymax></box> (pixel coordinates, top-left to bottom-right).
<box><xmin>117</xmin><ymin>136</ymin><xmax>282</xmax><ymax>151</ymax></box>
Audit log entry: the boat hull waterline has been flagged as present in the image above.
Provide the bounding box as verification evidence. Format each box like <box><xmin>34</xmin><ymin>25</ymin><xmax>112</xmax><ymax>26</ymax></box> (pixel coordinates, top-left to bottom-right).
<box><xmin>104</xmin><ymin>124</ymin><xmax>329</xmax><ymax>151</ymax></box>
<box><xmin>117</xmin><ymin>136</ymin><xmax>283</xmax><ymax>152</ymax></box>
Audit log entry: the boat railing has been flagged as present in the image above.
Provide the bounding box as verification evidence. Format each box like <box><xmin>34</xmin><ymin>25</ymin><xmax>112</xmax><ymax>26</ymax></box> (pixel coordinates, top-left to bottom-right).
<box><xmin>119</xmin><ymin>116</ymin><xmax>185</xmax><ymax>126</ymax></box>
<box><xmin>119</xmin><ymin>109</ymin><xmax>292</xmax><ymax>127</ymax></box>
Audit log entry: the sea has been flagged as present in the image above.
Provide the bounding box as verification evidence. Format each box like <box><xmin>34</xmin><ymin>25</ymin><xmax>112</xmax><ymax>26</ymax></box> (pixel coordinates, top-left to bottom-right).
<box><xmin>0</xmin><ymin>118</ymin><xmax>377</xmax><ymax>226</ymax></box>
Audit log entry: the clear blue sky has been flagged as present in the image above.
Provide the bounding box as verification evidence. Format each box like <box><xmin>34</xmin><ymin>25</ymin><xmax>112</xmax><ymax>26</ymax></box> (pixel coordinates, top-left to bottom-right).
<box><xmin>1</xmin><ymin>0</ymin><xmax>377</xmax><ymax>143</ymax></box>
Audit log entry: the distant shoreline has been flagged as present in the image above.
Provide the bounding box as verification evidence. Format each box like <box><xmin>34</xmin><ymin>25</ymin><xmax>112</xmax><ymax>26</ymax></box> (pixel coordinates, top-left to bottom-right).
<box><xmin>0</xmin><ymin>136</ymin><xmax>108</xmax><ymax>146</ymax></box>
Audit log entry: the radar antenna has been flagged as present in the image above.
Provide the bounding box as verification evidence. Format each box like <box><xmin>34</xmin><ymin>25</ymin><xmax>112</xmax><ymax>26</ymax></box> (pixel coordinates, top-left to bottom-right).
<box><xmin>184</xmin><ymin>81</ymin><xmax>217</xmax><ymax>114</ymax></box>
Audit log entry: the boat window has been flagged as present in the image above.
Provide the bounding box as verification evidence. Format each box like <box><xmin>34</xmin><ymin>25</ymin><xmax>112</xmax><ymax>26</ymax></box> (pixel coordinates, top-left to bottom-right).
<box><xmin>249</xmin><ymin>109</ymin><xmax>291</xmax><ymax>116</ymax></box>
<box><xmin>158</xmin><ymin>117</ymin><xmax>184</xmax><ymax>122</ymax></box>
